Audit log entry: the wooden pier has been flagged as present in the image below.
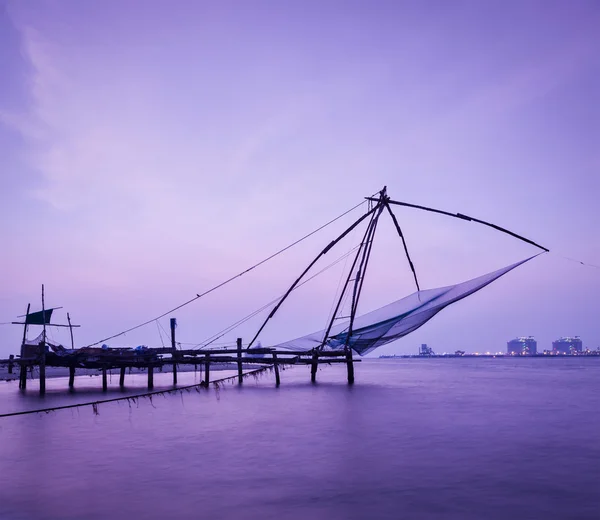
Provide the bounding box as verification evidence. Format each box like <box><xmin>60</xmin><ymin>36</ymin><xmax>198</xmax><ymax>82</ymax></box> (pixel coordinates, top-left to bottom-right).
<box><xmin>1</xmin><ymin>342</ymin><xmax>358</xmax><ymax>393</ymax></box>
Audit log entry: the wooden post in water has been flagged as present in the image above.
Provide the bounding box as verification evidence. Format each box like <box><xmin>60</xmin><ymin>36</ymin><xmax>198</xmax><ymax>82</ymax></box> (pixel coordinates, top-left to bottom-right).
<box><xmin>68</xmin><ymin>366</ymin><xmax>75</xmax><ymax>388</ymax></box>
<box><xmin>204</xmin><ymin>354</ymin><xmax>210</xmax><ymax>384</ymax></box>
<box><xmin>19</xmin><ymin>303</ymin><xmax>30</xmax><ymax>390</ymax></box>
<box><xmin>19</xmin><ymin>363</ymin><xmax>27</xmax><ymax>389</ymax></box>
<box><xmin>39</xmin><ymin>285</ymin><xmax>46</xmax><ymax>395</ymax></box>
<box><xmin>311</xmin><ymin>351</ymin><xmax>318</xmax><ymax>383</ymax></box>
<box><xmin>170</xmin><ymin>318</ymin><xmax>177</xmax><ymax>385</ymax></box>
<box><xmin>148</xmin><ymin>365</ymin><xmax>154</xmax><ymax>389</ymax></box>
<box><xmin>272</xmin><ymin>352</ymin><xmax>280</xmax><ymax>386</ymax></box>
<box><xmin>346</xmin><ymin>348</ymin><xmax>355</xmax><ymax>385</ymax></box>
<box><xmin>8</xmin><ymin>355</ymin><xmax>14</xmax><ymax>374</ymax></box>
<box><xmin>119</xmin><ymin>367</ymin><xmax>126</xmax><ymax>387</ymax></box>
<box><xmin>237</xmin><ymin>337</ymin><xmax>243</xmax><ymax>385</ymax></box>
<box><xmin>102</xmin><ymin>366</ymin><xmax>108</xmax><ymax>391</ymax></box>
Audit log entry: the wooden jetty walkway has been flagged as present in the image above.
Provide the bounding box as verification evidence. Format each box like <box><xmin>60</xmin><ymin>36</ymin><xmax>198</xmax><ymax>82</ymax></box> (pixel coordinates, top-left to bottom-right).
<box><xmin>1</xmin><ymin>318</ymin><xmax>358</xmax><ymax>394</ymax></box>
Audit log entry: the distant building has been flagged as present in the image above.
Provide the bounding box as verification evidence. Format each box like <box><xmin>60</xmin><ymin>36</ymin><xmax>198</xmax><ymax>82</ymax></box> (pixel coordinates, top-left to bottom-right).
<box><xmin>552</xmin><ymin>337</ymin><xmax>583</xmax><ymax>355</ymax></box>
<box><xmin>419</xmin><ymin>344</ymin><xmax>435</xmax><ymax>356</ymax></box>
<box><xmin>507</xmin><ymin>337</ymin><xmax>537</xmax><ymax>355</ymax></box>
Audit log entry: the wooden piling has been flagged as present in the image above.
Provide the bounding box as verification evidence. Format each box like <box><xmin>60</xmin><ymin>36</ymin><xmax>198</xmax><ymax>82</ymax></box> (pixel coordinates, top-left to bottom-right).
<box><xmin>8</xmin><ymin>355</ymin><xmax>13</xmax><ymax>374</ymax></box>
<box><xmin>204</xmin><ymin>354</ymin><xmax>210</xmax><ymax>384</ymax></box>
<box><xmin>170</xmin><ymin>318</ymin><xmax>177</xmax><ymax>385</ymax></box>
<box><xmin>311</xmin><ymin>351</ymin><xmax>318</xmax><ymax>382</ymax></box>
<box><xmin>272</xmin><ymin>352</ymin><xmax>280</xmax><ymax>386</ymax></box>
<box><xmin>119</xmin><ymin>366</ymin><xmax>126</xmax><ymax>387</ymax></box>
<box><xmin>237</xmin><ymin>337</ymin><xmax>243</xmax><ymax>385</ymax></box>
<box><xmin>68</xmin><ymin>366</ymin><xmax>75</xmax><ymax>388</ymax></box>
<box><xmin>102</xmin><ymin>367</ymin><xmax>108</xmax><ymax>391</ymax></box>
<box><xmin>39</xmin><ymin>285</ymin><xmax>46</xmax><ymax>395</ymax></box>
<box><xmin>148</xmin><ymin>365</ymin><xmax>154</xmax><ymax>389</ymax></box>
<box><xmin>19</xmin><ymin>303</ymin><xmax>30</xmax><ymax>390</ymax></box>
<box><xmin>346</xmin><ymin>348</ymin><xmax>355</xmax><ymax>384</ymax></box>
<box><xmin>19</xmin><ymin>364</ymin><xmax>27</xmax><ymax>389</ymax></box>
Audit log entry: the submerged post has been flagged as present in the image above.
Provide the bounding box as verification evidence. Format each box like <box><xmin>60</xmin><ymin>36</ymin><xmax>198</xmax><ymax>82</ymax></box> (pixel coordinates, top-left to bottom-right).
<box><xmin>69</xmin><ymin>366</ymin><xmax>75</xmax><ymax>388</ymax></box>
<box><xmin>39</xmin><ymin>285</ymin><xmax>46</xmax><ymax>395</ymax></box>
<box><xmin>148</xmin><ymin>365</ymin><xmax>154</xmax><ymax>389</ymax></box>
<box><xmin>346</xmin><ymin>348</ymin><xmax>355</xmax><ymax>385</ymax></box>
<box><xmin>119</xmin><ymin>366</ymin><xmax>126</xmax><ymax>387</ymax></box>
<box><xmin>204</xmin><ymin>353</ymin><xmax>210</xmax><ymax>384</ymax></box>
<box><xmin>311</xmin><ymin>351</ymin><xmax>318</xmax><ymax>383</ymax></box>
<box><xmin>170</xmin><ymin>318</ymin><xmax>177</xmax><ymax>385</ymax></box>
<box><xmin>19</xmin><ymin>363</ymin><xmax>27</xmax><ymax>389</ymax></box>
<box><xmin>237</xmin><ymin>337</ymin><xmax>243</xmax><ymax>385</ymax></box>
<box><xmin>102</xmin><ymin>366</ymin><xmax>108</xmax><ymax>391</ymax></box>
<box><xmin>8</xmin><ymin>355</ymin><xmax>14</xmax><ymax>374</ymax></box>
<box><xmin>272</xmin><ymin>352</ymin><xmax>280</xmax><ymax>386</ymax></box>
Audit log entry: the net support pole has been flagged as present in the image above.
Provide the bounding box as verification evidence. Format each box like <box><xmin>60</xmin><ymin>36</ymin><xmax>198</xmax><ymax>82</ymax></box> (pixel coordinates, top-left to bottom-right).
<box><xmin>247</xmin><ymin>204</ymin><xmax>380</xmax><ymax>350</ymax></box>
<box><xmin>170</xmin><ymin>318</ymin><xmax>178</xmax><ymax>385</ymax></box>
<box><xmin>237</xmin><ymin>338</ymin><xmax>243</xmax><ymax>384</ymax></box>
<box><xmin>119</xmin><ymin>367</ymin><xmax>126</xmax><ymax>387</ymax></box>
<box><xmin>69</xmin><ymin>366</ymin><xmax>75</xmax><ymax>389</ymax></box>
<box><xmin>102</xmin><ymin>366</ymin><xmax>108</xmax><ymax>391</ymax></box>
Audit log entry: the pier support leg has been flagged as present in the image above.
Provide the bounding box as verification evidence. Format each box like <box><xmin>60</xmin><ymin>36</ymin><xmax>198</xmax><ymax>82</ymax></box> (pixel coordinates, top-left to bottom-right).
<box><xmin>8</xmin><ymin>355</ymin><xmax>14</xmax><ymax>374</ymax></box>
<box><xmin>148</xmin><ymin>365</ymin><xmax>154</xmax><ymax>389</ymax></box>
<box><xmin>170</xmin><ymin>318</ymin><xmax>178</xmax><ymax>386</ymax></box>
<box><xmin>119</xmin><ymin>367</ymin><xmax>126</xmax><ymax>387</ymax></box>
<box><xmin>69</xmin><ymin>366</ymin><xmax>75</xmax><ymax>388</ymax></box>
<box><xmin>19</xmin><ymin>364</ymin><xmax>27</xmax><ymax>389</ymax></box>
<box><xmin>237</xmin><ymin>338</ymin><xmax>243</xmax><ymax>385</ymax></box>
<box><xmin>39</xmin><ymin>346</ymin><xmax>46</xmax><ymax>396</ymax></box>
<box><xmin>346</xmin><ymin>348</ymin><xmax>355</xmax><ymax>385</ymax></box>
<box><xmin>311</xmin><ymin>352</ymin><xmax>318</xmax><ymax>383</ymax></box>
<box><xmin>273</xmin><ymin>352</ymin><xmax>280</xmax><ymax>387</ymax></box>
<box><xmin>204</xmin><ymin>354</ymin><xmax>210</xmax><ymax>385</ymax></box>
<box><xmin>102</xmin><ymin>367</ymin><xmax>108</xmax><ymax>391</ymax></box>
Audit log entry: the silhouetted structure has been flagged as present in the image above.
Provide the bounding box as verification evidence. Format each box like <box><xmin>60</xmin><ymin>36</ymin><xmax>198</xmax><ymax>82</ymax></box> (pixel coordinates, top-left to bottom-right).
<box><xmin>419</xmin><ymin>344</ymin><xmax>435</xmax><ymax>356</ymax></box>
<box><xmin>552</xmin><ymin>337</ymin><xmax>582</xmax><ymax>355</ymax></box>
<box><xmin>507</xmin><ymin>337</ymin><xmax>537</xmax><ymax>355</ymax></box>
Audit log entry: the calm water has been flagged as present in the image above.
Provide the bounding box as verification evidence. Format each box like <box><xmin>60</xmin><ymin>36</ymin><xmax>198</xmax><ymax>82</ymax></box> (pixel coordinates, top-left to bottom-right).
<box><xmin>0</xmin><ymin>358</ymin><xmax>598</xmax><ymax>520</ymax></box>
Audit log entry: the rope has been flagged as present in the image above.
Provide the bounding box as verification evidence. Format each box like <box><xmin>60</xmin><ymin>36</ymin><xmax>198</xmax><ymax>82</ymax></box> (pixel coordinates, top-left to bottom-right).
<box><xmin>82</xmin><ymin>199</ymin><xmax>368</xmax><ymax>348</ymax></box>
<box><xmin>0</xmin><ymin>365</ymin><xmax>275</xmax><ymax>419</ymax></box>
<box><xmin>193</xmin><ymin>245</ymin><xmax>362</xmax><ymax>349</ymax></box>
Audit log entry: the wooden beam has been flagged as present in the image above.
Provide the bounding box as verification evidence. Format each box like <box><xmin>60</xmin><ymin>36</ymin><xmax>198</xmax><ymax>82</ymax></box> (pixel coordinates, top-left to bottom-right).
<box><xmin>69</xmin><ymin>366</ymin><xmax>75</xmax><ymax>388</ymax></box>
<box><xmin>119</xmin><ymin>366</ymin><xmax>126</xmax><ymax>387</ymax></box>
<box><xmin>311</xmin><ymin>351</ymin><xmax>318</xmax><ymax>383</ymax></box>
<box><xmin>102</xmin><ymin>367</ymin><xmax>108</xmax><ymax>391</ymax></box>
<box><xmin>204</xmin><ymin>354</ymin><xmax>210</xmax><ymax>384</ymax></box>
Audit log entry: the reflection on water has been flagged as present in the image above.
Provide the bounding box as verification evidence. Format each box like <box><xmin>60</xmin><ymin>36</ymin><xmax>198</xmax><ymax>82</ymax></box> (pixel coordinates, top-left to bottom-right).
<box><xmin>0</xmin><ymin>358</ymin><xmax>599</xmax><ymax>520</ymax></box>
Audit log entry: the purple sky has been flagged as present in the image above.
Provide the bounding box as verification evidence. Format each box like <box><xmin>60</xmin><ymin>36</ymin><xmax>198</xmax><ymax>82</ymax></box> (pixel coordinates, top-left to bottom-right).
<box><xmin>1</xmin><ymin>0</ymin><xmax>598</xmax><ymax>357</ymax></box>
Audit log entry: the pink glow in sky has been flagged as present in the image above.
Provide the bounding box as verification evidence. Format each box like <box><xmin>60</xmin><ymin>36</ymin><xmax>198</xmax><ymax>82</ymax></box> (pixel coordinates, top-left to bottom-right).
<box><xmin>1</xmin><ymin>0</ymin><xmax>598</xmax><ymax>356</ymax></box>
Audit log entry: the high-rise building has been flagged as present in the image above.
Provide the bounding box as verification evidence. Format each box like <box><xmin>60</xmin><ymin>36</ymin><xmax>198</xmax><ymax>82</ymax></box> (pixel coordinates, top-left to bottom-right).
<box><xmin>507</xmin><ymin>337</ymin><xmax>537</xmax><ymax>355</ymax></box>
<box><xmin>552</xmin><ymin>337</ymin><xmax>583</xmax><ymax>355</ymax></box>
